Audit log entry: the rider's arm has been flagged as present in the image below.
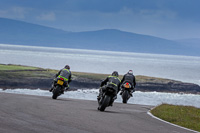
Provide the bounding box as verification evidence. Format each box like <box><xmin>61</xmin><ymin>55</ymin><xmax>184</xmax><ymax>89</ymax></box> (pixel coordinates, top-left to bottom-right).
<box><xmin>117</xmin><ymin>83</ymin><xmax>121</xmax><ymax>93</ymax></box>
<box><xmin>100</xmin><ymin>77</ymin><xmax>108</xmax><ymax>87</ymax></box>
<box><xmin>121</xmin><ymin>75</ymin><xmax>125</xmax><ymax>84</ymax></box>
<box><xmin>133</xmin><ymin>75</ymin><xmax>136</xmax><ymax>87</ymax></box>
<box><xmin>56</xmin><ymin>69</ymin><xmax>62</xmax><ymax>77</ymax></box>
<box><xmin>68</xmin><ymin>74</ymin><xmax>72</xmax><ymax>83</ymax></box>
<box><xmin>54</xmin><ymin>70</ymin><xmax>61</xmax><ymax>78</ymax></box>
<box><xmin>118</xmin><ymin>77</ymin><xmax>122</xmax><ymax>92</ymax></box>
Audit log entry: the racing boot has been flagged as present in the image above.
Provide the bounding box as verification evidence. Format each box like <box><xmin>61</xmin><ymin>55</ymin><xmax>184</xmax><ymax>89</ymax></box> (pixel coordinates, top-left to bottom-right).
<box><xmin>49</xmin><ymin>81</ymin><xmax>56</xmax><ymax>92</ymax></box>
<box><xmin>110</xmin><ymin>99</ymin><xmax>114</xmax><ymax>106</ymax></box>
<box><xmin>119</xmin><ymin>88</ymin><xmax>124</xmax><ymax>95</ymax></box>
<box><xmin>130</xmin><ymin>89</ymin><xmax>135</xmax><ymax>97</ymax></box>
<box><xmin>97</xmin><ymin>88</ymin><xmax>103</xmax><ymax>101</ymax></box>
<box><xmin>110</xmin><ymin>95</ymin><xmax>117</xmax><ymax>106</ymax></box>
<box><xmin>61</xmin><ymin>89</ymin><xmax>64</xmax><ymax>94</ymax></box>
<box><xmin>49</xmin><ymin>85</ymin><xmax>54</xmax><ymax>92</ymax></box>
<box><xmin>97</xmin><ymin>94</ymin><xmax>101</xmax><ymax>102</ymax></box>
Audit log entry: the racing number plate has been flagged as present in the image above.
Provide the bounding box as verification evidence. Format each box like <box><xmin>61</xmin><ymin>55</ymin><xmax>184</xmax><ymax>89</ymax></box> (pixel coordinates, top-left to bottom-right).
<box><xmin>124</xmin><ymin>84</ymin><xmax>130</xmax><ymax>88</ymax></box>
<box><xmin>57</xmin><ymin>80</ymin><xmax>64</xmax><ymax>85</ymax></box>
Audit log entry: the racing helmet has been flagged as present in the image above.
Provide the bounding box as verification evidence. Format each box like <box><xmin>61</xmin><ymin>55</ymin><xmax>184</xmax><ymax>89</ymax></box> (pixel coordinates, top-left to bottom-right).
<box><xmin>112</xmin><ymin>71</ymin><xmax>119</xmax><ymax>77</ymax></box>
<box><xmin>65</xmin><ymin>65</ymin><xmax>70</xmax><ymax>70</ymax></box>
<box><xmin>128</xmin><ymin>70</ymin><xmax>133</xmax><ymax>74</ymax></box>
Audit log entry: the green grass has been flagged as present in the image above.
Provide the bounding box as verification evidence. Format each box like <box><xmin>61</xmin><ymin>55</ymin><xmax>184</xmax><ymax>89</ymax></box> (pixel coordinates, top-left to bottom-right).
<box><xmin>0</xmin><ymin>64</ymin><xmax>177</xmax><ymax>83</ymax></box>
<box><xmin>151</xmin><ymin>104</ymin><xmax>200</xmax><ymax>132</ymax></box>
<box><xmin>0</xmin><ymin>64</ymin><xmax>57</xmax><ymax>80</ymax></box>
<box><xmin>0</xmin><ymin>64</ymin><xmax>178</xmax><ymax>83</ymax></box>
<box><xmin>135</xmin><ymin>75</ymin><xmax>176</xmax><ymax>83</ymax></box>
<box><xmin>0</xmin><ymin>64</ymin><xmax>106</xmax><ymax>80</ymax></box>
<box><xmin>0</xmin><ymin>64</ymin><xmax>39</xmax><ymax>70</ymax></box>
<box><xmin>72</xmin><ymin>71</ymin><xmax>123</xmax><ymax>80</ymax></box>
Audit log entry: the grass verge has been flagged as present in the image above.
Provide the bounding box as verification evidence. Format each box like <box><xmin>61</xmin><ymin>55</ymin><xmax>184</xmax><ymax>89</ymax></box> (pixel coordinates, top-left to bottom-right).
<box><xmin>0</xmin><ymin>64</ymin><xmax>56</xmax><ymax>80</ymax></box>
<box><xmin>0</xmin><ymin>64</ymin><xmax>122</xmax><ymax>80</ymax></box>
<box><xmin>0</xmin><ymin>64</ymin><xmax>39</xmax><ymax>70</ymax></box>
<box><xmin>151</xmin><ymin>104</ymin><xmax>200</xmax><ymax>132</ymax></box>
<box><xmin>0</xmin><ymin>64</ymin><xmax>175</xmax><ymax>82</ymax></box>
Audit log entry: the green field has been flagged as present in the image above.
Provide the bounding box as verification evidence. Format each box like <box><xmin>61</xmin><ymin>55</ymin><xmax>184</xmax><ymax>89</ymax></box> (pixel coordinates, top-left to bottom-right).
<box><xmin>0</xmin><ymin>64</ymin><xmax>39</xmax><ymax>70</ymax></box>
<box><xmin>0</xmin><ymin>64</ymin><xmax>112</xmax><ymax>80</ymax></box>
<box><xmin>0</xmin><ymin>64</ymin><xmax>130</xmax><ymax>80</ymax></box>
<box><xmin>0</xmin><ymin>64</ymin><xmax>170</xmax><ymax>82</ymax></box>
<box><xmin>151</xmin><ymin>104</ymin><xmax>200</xmax><ymax>132</ymax></box>
<box><xmin>1</xmin><ymin>63</ymin><xmax>198</xmax><ymax>94</ymax></box>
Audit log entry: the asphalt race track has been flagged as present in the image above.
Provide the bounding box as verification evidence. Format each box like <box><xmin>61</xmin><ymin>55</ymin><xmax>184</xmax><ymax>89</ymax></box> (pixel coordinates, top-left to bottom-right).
<box><xmin>0</xmin><ymin>93</ymin><xmax>196</xmax><ymax>133</ymax></box>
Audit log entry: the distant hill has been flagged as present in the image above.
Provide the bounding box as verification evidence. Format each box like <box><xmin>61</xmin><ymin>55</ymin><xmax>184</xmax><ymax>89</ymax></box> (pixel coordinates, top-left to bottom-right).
<box><xmin>0</xmin><ymin>17</ymin><xmax>199</xmax><ymax>56</ymax></box>
<box><xmin>175</xmin><ymin>38</ymin><xmax>200</xmax><ymax>49</ymax></box>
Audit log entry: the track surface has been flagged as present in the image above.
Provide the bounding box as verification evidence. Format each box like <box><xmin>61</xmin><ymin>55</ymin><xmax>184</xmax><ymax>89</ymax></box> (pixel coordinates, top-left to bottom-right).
<box><xmin>0</xmin><ymin>93</ymin><xmax>195</xmax><ymax>133</ymax></box>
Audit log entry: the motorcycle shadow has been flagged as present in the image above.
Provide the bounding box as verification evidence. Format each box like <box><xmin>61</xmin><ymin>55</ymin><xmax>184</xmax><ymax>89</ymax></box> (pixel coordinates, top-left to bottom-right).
<box><xmin>50</xmin><ymin>98</ymin><xmax>74</xmax><ymax>102</ymax></box>
<box><xmin>99</xmin><ymin>110</ymin><xmax>121</xmax><ymax>114</ymax></box>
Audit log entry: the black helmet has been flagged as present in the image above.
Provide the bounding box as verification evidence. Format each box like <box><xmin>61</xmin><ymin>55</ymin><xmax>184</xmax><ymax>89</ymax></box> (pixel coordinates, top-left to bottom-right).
<box><xmin>65</xmin><ymin>65</ymin><xmax>70</xmax><ymax>70</ymax></box>
<box><xmin>112</xmin><ymin>71</ymin><xmax>119</xmax><ymax>77</ymax></box>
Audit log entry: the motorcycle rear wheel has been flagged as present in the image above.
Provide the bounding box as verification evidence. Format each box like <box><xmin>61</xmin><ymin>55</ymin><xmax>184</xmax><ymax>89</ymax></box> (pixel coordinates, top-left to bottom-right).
<box><xmin>122</xmin><ymin>90</ymin><xmax>129</xmax><ymax>104</ymax></box>
<box><xmin>99</xmin><ymin>95</ymin><xmax>111</xmax><ymax>111</ymax></box>
<box><xmin>52</xmin><ymin>86</ymin><xmax>61</xmax><ymax>99</ymax></box>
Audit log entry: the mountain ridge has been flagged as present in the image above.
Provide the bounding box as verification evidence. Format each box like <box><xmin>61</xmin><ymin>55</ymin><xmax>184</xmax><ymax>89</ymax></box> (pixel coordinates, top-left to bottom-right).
<box><xmin>0</xmin><ymin>17</ymin><xmax>199</xmax><ymax>56</ymax></box>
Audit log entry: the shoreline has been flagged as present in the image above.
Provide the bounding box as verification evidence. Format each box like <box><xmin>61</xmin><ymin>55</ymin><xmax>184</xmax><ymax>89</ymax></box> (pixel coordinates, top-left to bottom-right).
<box><xmin>0</xmin><ymin>64</ymin><xmax>200</xmax><ymax>94</ymax></box>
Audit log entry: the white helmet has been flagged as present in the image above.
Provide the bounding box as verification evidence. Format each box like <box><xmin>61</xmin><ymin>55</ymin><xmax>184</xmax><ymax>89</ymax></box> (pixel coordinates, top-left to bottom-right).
<box><xmin>128</xmin><ymin>70</ymin><xmax>133</xmax><ymax>74</ymax></box>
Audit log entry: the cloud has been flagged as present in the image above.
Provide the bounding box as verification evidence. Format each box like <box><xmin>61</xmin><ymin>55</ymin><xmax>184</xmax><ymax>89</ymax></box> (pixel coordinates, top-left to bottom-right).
<box><xmin>0</xmin><ymin>6</ymin><xmax>28</xmax><ymax>19</ymax></box>
<box><xmin>1</xmin><ymin>0</ymin><xmax>200</xmax><ymax>39</ymax></box>
<box><xmin>36</xmin><ymin>12</ymin><xmax>56</xmax><ymax>21</ymax></box>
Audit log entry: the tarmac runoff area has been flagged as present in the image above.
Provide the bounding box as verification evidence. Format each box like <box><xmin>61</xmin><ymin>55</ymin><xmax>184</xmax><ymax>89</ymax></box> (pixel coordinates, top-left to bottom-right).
<box><xmin>0</xmin><ymin>93</ymin><xmax>198</xmax><ymax>133</ymax></box>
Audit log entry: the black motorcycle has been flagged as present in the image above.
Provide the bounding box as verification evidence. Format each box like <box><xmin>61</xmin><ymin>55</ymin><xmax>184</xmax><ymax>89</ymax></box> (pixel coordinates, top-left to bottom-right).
<box><xmin>52</xmin><ymin>77</ymin><xmax>68</xmax><ymax>99</ymax></box>
<box><xmin>98</xmin><ymin>84</ymin><xmax>117</xmax><ymax>111</ymax></box>
<box><xmin>121</xmin><ymin>82</ymin><xmax>132</xmax><ymax>104</ymax></box>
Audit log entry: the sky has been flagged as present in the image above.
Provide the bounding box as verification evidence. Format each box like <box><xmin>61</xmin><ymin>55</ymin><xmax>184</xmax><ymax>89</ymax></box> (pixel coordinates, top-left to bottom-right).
<box><xmin>0</xmin><ymin>0</ymin><xmax>200</xmax><ymax>40</ymax></box>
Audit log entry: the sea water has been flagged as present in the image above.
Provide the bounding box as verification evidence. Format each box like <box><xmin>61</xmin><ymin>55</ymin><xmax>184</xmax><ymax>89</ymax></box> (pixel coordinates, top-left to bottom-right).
<box><xmin>0</xmin><ymin>89</ymin><xmax>200</xmax><ymax>108</ymax></box>
<box><xmin>0</xmin><ymin>44</ymin><xmax>200</xmax><ymax>107</ymax></box>
<box><xmin>0</xmin><ymin>44</ymin><xmax>200</xmax><ymax>85</ymax></box>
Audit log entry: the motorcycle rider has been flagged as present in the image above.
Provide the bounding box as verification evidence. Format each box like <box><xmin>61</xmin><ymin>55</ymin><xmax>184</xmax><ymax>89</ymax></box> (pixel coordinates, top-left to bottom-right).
<box><xmin>97</xmin><ymin>71</ymin><xmax>121</xmax><ymax>106</ymax></box>
<box><xmin>120</xmin><ymin>70</ymin><xmax>136</xmax><ymax>96</ymax></box>
<box><xmin>49</xmin><ymin>65</ymin><xmax>72</xmax><ymax>93</ymax></box>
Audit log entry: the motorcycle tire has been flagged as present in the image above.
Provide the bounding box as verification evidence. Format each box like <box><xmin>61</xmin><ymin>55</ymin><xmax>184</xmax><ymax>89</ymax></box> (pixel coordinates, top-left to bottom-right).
<box><xmin>99</xmin><ymin>95</ymin><xmax>111</xmax><ymax>111</ymax></box>
<box><xmin>52</xmin><ymin>86</ymin><xmax>61</xmax><ymax>99</ymax></box>
<box><xmin>122</xmin><ymin>90</ymin><xmax>129</xmax><ymax>104</ymax></box>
